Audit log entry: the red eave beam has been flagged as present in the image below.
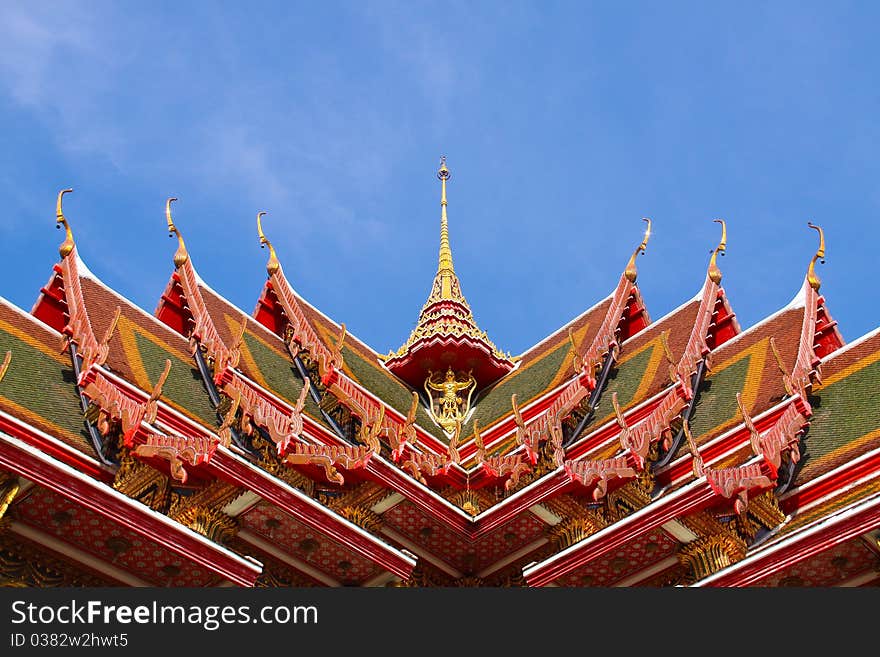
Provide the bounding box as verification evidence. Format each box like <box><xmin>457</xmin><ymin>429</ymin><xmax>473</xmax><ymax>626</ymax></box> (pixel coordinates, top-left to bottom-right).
<box><xmin>696</xmin><ymin>492</ymin><xmax>880</xmax><ymax>587</ymax></box>
<box><xmin>207</xmin><ymin>446</ymin><xmax>417</xmax><ymax>579</ymax></box>
<box><xmin>523</xmin><ymin>478</ymin><xmax>717</xmax><ymax>586</ymax></box>
<box><xmin>0</xmin><ymin>429</ymin><xmax>262</xmax><ymax>587</ymax></box>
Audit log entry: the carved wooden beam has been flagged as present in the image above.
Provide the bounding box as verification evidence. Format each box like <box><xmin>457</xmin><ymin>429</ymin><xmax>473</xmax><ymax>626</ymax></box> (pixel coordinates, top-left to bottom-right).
<box><xmin>612</xmin><ymin>389</ymin><xmax>687</xmax><ymax>469</ymax></box>
<box><xmin>221</xmin><ymin>374</ymin><xmax>308</xmax><ymax>455</ymax></box>
<box><xmin>81</xmin><ymin>360</ymin><xmax>171</xmax><ymax>444</ymax></box>
<box><xmin>737</xmin><ymin>393</ymin><xmax>809</xmax><ymax>473</ymax></box>
<box><xmin>563</xmin><ymin>455</ymin><xmax>636</xmax><ymax>501</ymax></box>
<box><xmin>388</xmin><ymin>392</ymin><xmax>419</xmax><ymax>462</ymax></box>
<box><xmin>134</xmin><ymin>432</ymin><xmax>219</xmax><ymax>484</ymax></box>
<box><xmin>165</xmin><ymin>199</ymin><xmax>243</xmax><ymax>377</ymax></box>
<box><xmin>285</xmin><ymin>443</ymin><xmax>373</xmax><ymax>485</ymax></box>
<box><xmin>474</xmin><ymin>420</ymin><xmax>531</xmax><ymax>491</ymax></box>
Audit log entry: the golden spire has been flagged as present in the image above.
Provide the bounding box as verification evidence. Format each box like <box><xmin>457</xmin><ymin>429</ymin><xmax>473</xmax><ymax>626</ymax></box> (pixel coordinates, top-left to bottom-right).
<box><xmin>437</xmin><ymin>156</ymin><xmax>457</xmax><ymax>299</ymax></box>
<box><xmin>56</xmin><ymin>188</ymin><xmax>75</xmax><ymax>258</ymax></box>
<box><xmin>165</xmin><ymin>197</ymin><xmax>189</xmax><ymax>268</ymax></box>
<box><xmin>257</xmin><ymin>211</ymin><xmax>280</xmax><ymax>277</ymax></box>
<box><xmin>624</xmin><ymin>217</ymin><xmax>652</xmax><ymax>282</ymax></box>
<box><xmin>707</xmin><ymin>218</ymin><xmax>727</xmax><ymax>285</ymax></box>
<box><xmin>806</xmin><ymin>222</ymin><xmax>825</xmax><ymax>291</ymax></box>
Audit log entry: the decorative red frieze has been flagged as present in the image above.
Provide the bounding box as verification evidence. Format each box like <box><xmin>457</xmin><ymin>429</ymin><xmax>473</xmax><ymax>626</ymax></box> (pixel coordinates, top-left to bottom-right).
<box><xmin>58</xmin><ymin>250</ymin><xmax>121</xmax><ymax>382</ymax></box>
<box><xmin>81</xmin><ymin>360</ymin><xmax>170</xmax><ymax>445</ymax></box>
<box><xmin>786</xmin><ymin>283</ymin><xmax>824</xmax><ymax>402</ymax></box>
<box><xmin>400</xmin><ymin>419</ymin><xmax>460</xmax><ymax>485</ymax></box>
<box><xmin>564</xmin><ymin>455</ymin><xmax>637</xmax><ymax>501</ymax></box>
<box><xmin>513</xmin><ymin>378</ymin><xmax>591</xmax><ymax>462</ymax></box>
<box><xmin>285</xmin><ymin>443</ymin><xmax>373</xmax><ymax>485</ymax></box>
<box><xmin>738</xmin><ymin>393</ymin><xmax>809</xmax><ymax>474</ymax></box>
<box><xmin>168</xmin><ymin>262</ymin><xmax>242</xmax><ymax>379</ymax></box>
<box><xmin>270</xmin><ymin>270</ymin><xmax>343</xmax><ymax>385</ymax></box>
<box><xmin>401</xmin><ymin>451</ymin><xmax>456</xmax><ymax>485</ymax></box>
<box><xmin>686</xmin><ymin>420</ymin><xmax>774</xmax><ymax>515</ymax></box>
<box><xmin>135</xmin><ymin>432</ymin><xmax>219</xmax><ymax>484</ymax></box>
<box><xmin>221</xmin><ymin>374</ymin><xmax>309</xmax><ymax>455</ymax></box>
<box><xmin>676</xmin><ymin>277</ymin><xmax>721</xmax><ymax>398</ymax></box>
<box><xmin>612</xmin><ymin>389</ymin><xmax>687</xmax><ymax>469</ymax></box>
<box><xmin>474</xmin><ymin>420</ymin><xmax>531</xmax><ymax>491</ymax></box>
<box><xmin>573</xmin><ymin>276</ymin><xmax>635</xmax><ymax>379</ymax></box>
<box><xmin>703</xmin><ymin>463</ymin><xmax>774</xmax><ymax>515</ymax></box>
<box><xmin>388</xmin><ymin>392</ymin><xmax>419</xmax><ymax>462</ymax></box>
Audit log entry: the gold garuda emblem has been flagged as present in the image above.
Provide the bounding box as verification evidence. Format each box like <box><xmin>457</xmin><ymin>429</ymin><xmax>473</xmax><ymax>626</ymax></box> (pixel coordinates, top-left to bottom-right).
<box><xmin>424</xmin><ymin>367</ymin><xmax>476</xmax><ymax>435</ymax></box>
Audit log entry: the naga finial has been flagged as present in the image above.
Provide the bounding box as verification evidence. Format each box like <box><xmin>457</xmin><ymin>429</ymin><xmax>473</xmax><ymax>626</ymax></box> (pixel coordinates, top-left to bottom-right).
<box><xmin>806</xmin><ymin>222</ymin><xmax>825</xmax><ymax>291</ymax></box>
<box><xmin>56</xmin><ymin>188</ymin><xmax>75</xmax><ymax>258</ymax></box>
<box><xmin>165</xmin><ymin>197</ymin><xmax>189</xmax><ymax>268</ymax></box>
<box><xmin>257</xmin><ymin>211</ymin><xmax>280</xmax><ymax>277</ymax></box>
<box><xmin>624</xmin><ymin>217</ymin><xmax>651</xmax><ymax>283</ymax></box>
<box><xmin>707</xmin><ymin>219</ymin><xmax>727</xmax><ymax>285</ymax></box>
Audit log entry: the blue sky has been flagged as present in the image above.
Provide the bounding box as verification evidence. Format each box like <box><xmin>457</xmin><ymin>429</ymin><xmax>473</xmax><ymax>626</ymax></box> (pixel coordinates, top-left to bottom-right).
<box><xmin>1</xmin><ymin>2</ymin><xmax>877</xmax><ymax>356</ymax></box>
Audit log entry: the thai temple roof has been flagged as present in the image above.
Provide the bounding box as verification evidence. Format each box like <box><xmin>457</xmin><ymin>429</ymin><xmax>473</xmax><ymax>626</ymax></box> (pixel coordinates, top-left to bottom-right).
<box><xmin>0</xmin><ymin>165</ymin><xmax>878</xmax><ymax>588</ymax></box>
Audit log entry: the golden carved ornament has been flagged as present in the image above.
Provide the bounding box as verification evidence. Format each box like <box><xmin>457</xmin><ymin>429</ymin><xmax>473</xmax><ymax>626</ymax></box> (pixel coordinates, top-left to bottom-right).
<box><xmin>806</xmin><ymin>221</ymin><xmax>825</xmax><ymax>291</ymax></box>
<box><xmin>165</xmin><ymin>197</ymin><xmax>189</xmax><ymax>267</ymax></box>
<box><xmin>424</xmin><ymin>367</ymin><xmax>476</xmax><ymax>435</ymax></box>
<box><xmin>624</xmin><ymin>217</ymin><xmax>652</xmax><ymax>283</ymax></box>
<box><xmin>389</xmin><ymin>392</ymin><xmax>419</xmax><ymax>461</ymax></box>
<box><xmin>0</xmin><ymin>351</ymin><xmax>10</xmax><ymax>386</ymax></box>
<box><xmin>707</xmin><ymin>218</ymin><xmax>727</xmax><ymax>285</ymax></box>
<box><xmin>56</xmin><ymin>188</ymin><xmax>75</xmax><ymax>258</ymax></box>
<box><xmin>677</xmin><ymin>529</ymin><xmax>747</xmax><ymax>583</ymax></box>
<box><xmin>769</xmin><ymin>336</ymin><xmax>796</xmax><ymax>397</ymax></box>
<box><xmin>256</xmin><ymin>211</ymin><xmax>281</xmax><ymax>277</ymax></box>
<box><xmin>0</xmin><ymin>475</ymin><xmax>20</xmax><ymax>522</ymax></box>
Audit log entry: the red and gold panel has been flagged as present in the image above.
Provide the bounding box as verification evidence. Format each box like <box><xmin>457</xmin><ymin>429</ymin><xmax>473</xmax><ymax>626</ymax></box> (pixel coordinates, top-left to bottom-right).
<box><xmin>13</xmin><ymin>487</ymin><xmax>221</xmax><ymax>586</ymax></box>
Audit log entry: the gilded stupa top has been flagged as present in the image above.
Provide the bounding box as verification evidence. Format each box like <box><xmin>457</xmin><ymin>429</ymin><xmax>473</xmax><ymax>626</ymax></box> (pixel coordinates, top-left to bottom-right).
<box><xmin>384</xmin><ymin>158</ymin><xmax>516</xmax><ymax>392</ymax></box>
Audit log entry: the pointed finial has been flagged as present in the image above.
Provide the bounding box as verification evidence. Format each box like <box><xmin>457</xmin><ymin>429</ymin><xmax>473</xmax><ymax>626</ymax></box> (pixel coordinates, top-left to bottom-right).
<box><xmin>56</xmin><ymin>188</ymin><xmax>75</xmax><ymax>258</ymax></box>
<box><xmin>707</xmin><ymin>219</ymin><xmax>727</xmax><ymax>285</ymax></box>
<box><xmin>165</xmin><ymin>197</ymin><xmax>189</xmax><ymax>268</ymax></box>
<box><xmin>257</xmin><ymin>211</ymin><xmax>280</xmax><ymax>277</ymax></box>
<box><xmin>435</xmin><ymin>155</ymin><xmax>459</xmax><ymax>299</ymax></box>
<box><xmin>624</xmin><ymin>217</ymin><xmax>652</xmax><ymax>282</ymax></box>
<box><xmin>806</xmin><ymin>222</ymin><xmax>825</xmax><ymax>291</ymax></box>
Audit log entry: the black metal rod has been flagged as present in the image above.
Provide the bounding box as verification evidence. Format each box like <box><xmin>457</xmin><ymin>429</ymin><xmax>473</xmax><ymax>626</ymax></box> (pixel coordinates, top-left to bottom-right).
<box><xmin>68</xmin><ymin>343</ymin><xmax>116</xmax><ymax>466</ymax></box>
<box><xmin>563</xmin><ymin>350</ymin><xmax>617</xmax><ymax>448</ymax></box>
<box><xmin>652</xmin><ymin>359</ymin><xmax>708</xmax><ymax>472</ymax></box>
<box><xmin>192</xmin><ymin>342</ymin><xmax>251</xmax><ymax>454</ymax></box>
<box><xmin>291</xmin><ymin>353</ymin><xmax>350</xmax><ymax>443</ymax></box>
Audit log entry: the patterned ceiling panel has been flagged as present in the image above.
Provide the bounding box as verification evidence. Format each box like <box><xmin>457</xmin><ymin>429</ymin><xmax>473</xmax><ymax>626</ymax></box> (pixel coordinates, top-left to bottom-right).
<box><xmin>13</xmin><ymin>487</ymin><xmax>220</xmax><ymax>586</ymax></box>
<box><xmin>381</xmin><ymin>500</ymin><xmax>547</xmax><ymax>574</ymax></box>
<box><xmin>759</xmin><ymin>537</ymin><xmax>880</xmax><ymax>587</ymax></box>
<box><xmin>553</xmin><ymin>527</ymin><xmax>679</xmax><ymax>587</ymax></box>
<box><xmin>241</xmin><ymin>502</ymin><xmax>382</xmax><ymax>585</ymax></box>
